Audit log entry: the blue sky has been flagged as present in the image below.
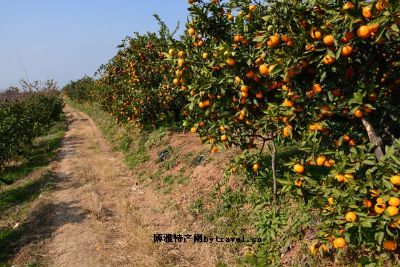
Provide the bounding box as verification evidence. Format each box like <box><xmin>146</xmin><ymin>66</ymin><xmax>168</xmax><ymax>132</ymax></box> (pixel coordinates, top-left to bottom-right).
<box><xmin>0</xmin><ymin>0</ymin><xmax>188</xmax><ymax>90</ymax></box>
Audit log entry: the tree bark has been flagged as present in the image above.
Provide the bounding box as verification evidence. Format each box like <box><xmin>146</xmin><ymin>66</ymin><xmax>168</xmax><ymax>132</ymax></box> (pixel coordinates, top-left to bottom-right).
<box><xmin>270</xmin><ymin>141</ymin><xmax>277</xmax><ymax>202</ymax></box>
<box><xmin>361</xmin><ymin>117</ymin><xmax>384</xmax><ymax>160</ymax></box>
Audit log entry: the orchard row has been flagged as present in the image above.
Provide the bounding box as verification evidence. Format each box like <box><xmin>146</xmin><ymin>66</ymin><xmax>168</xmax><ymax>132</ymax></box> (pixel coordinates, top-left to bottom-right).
<box><xmin>64</xmin><ymin>0</ymin><xmax>400</xmax><ymax>256</ymax></box>
<box><xmin>0</xmin><ymin>81</ymin><xmax>64</xmax><ymax>168</ymax></box>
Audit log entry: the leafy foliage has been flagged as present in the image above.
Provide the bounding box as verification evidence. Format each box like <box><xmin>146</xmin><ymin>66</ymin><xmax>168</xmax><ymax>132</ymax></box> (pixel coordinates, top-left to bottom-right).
<box><xmin>0</xmin><ymin>81</ymin><xmax>64</xmax><ymax>168</ymax></box>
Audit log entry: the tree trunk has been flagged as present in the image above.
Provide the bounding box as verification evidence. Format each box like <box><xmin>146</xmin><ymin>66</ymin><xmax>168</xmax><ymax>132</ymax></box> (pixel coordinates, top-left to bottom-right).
<box><xmin>270</xmin><ymin>141</ymin><xmax>277</xmax><ymax>202</ymax></box>
<box><xmin>361</xmin><ymin>117</ymin><xmax>384</xmax><ymax>160</ymax></box>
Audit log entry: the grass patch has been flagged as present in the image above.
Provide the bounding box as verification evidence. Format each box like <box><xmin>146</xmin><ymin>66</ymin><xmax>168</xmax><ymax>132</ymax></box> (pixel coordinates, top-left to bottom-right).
<box><xmin>0</xmin><ymin>173</ymin><xmax>55</xmax><ymax>266</ymax></box>
<box><xmin>0</xmin><ymin>173</ymin><xmax>53</xmax><ymax>214</ymax></box>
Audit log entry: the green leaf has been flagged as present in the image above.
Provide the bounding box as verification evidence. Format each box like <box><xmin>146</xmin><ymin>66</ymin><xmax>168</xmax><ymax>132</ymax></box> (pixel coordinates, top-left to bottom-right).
<box><xmin>360</xmin><ymin>220</ymin><xmax>372</xmax><ymax>228</ymax></box>
<box><xmin>374</xmin><ymin>232</ymin><xmax>385</xmax><ymax>245</ymax></box>
<box><xmin>391</xmin><ymin>23</ymin><xmax>400</xmax><ymax>33</ymax></box>
<box><xmin>252</xmin><ymin>36</ymin><xmax>264</xmax><ymax>43</ymax></box>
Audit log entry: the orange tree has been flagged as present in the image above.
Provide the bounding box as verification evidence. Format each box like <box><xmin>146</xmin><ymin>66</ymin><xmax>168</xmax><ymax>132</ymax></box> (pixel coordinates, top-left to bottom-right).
<box><xmin>95</xmin><ymin>16</ymin><xmax>185</xmax><ymax>126</ymax></box>
<box><xmin>181</xmin><ymin>0</ymin><xmax>400</xmax><ymax>255</ymax></box>
<box><xmin>179</xmin><ymin>0</ymin><xmax>298</xmax><ymax>199</ymax></box>
<box><xmin>62</xmin><ymin>76</ymin><xmax>98</xmax><ymax>102</ymax></box>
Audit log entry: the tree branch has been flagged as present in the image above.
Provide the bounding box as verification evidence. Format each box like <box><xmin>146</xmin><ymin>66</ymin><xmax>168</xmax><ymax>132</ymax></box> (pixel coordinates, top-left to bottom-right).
<box><xmin>361</xmin><ymin>117</ymin><xmax>384</xmax><ymax>160</ymax></box>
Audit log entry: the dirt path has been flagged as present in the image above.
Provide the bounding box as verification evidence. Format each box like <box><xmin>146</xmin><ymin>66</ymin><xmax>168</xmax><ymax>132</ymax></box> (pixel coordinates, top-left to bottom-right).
<box><xmin>14</xmin><ymin>106</ymin><xmax>162</xmax><ymax>266</ymax></box>
<box><xmin>12</xmin><ymin>105</ymin><xmax>236</xmax><ymax>267</ymax></box>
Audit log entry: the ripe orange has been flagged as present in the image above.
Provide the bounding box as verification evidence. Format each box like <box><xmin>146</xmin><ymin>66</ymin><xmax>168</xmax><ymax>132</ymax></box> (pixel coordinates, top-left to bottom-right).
<box><xmin>282</xmin><ymin>99</ymin><xmax>294</xmax><ymax>108</ymax></box>
<box><xmin>364</xmin><ymin>106</ymin><xmax>373</xmax><ymax>113</ymax></box>
<box><xmin>316</xmin><ymin>155</ymin><xmax>326</xmax><ymax>166</ymax></box>
<box><xmin>368</xmin><ymin>23</ymin><xmax>379</xmax><ymax>33</ymax></box>
<box><xmin>375</xmin><ymin>0</ymin><xmax>387</xmax><ymax>11</ymax></box>
<box><xmin>168</xmin><ymin>48</ymin><xmax>175</xmax><ymax>56</ymax></box>
<box><xmin>178</xmin><ymin>50</ymin><xmax>185</xmax><ymax>58</ymax></box>
<box><xmin>233</xmin><ymin>34</ymin><xmax>243</xmax><ymax>43</ymax></box>
<box><xmin>187</xmin><ymin>27</ymin><xmax>196</xmax><ymax>36</ymax></box>
<box><xmin>259</xmin><ymin>64</ymin><xmax>269</xmax><ymax>75</ymax></box>
<box><xmin>390</xmin><ymin>175</ymin><xmax>400</xmax><ymax>186</ymax></box>
<box><xmin>227</xmin><ymin>13</ymin><xmax>234</xmax><ymax>21</ymax></box>
<box><xmin>305</xmin><ymin>43</ymin><xmax>316</xmax><ymax>51</ymax></box>
<box><xmin>375</xmin><ymin>203</ymin><xmax>386</xmax><ymax>214</ymax></box>
<box><xmin>388</xmin><ymin>197</ymin><xmax>400</xmax><ymax>207</ymax></box>
<box><xmin>309</xmin><ymin>244</ymin><xmax>317</xmax><ymax>255</ymax></box>
<box><xmin>362</xmin><ymin>6</ymin><xmax>372</xmax><ymax>19</ymax></box>
<box><xmin>383</xmin><ymin>241</ymin><xmax>398</xmax><ymax>251</ymax></box>
<box><xmin>211</xmin><ymin>147</ymin><xmax>218</xmax><ymax>153</ymax></box>
<box><xmin>363</xmin><ymin>199</ymin><xmax>373</xmax><ymax>208</ymax></box>
<box><xmin>323</xmin><ymin>55</ymin><xmax>335</xmax><ymax>65</ymax></box>
<box><xmin>309</xmin><ymin>123</ymin><xmax>322</xmax><ymax>131</ymax></box>
<box><xmin>283</xmin><ymin>125</ymin><xmax>293</xmax><ymax>138</ymax></box>
<box><xmin>335</xmin><ymin>174</ymin><xmax>345</xmax><ymax>183</ymax></box>
<box><xmin>324</xmin><ymin>160</ymin><xmax>333</xmax><ymax>168</ymax></box>
<box><xmin>293</xmin><ymin>164</ymin><xmax>305</xmax><ymax>174</ymax></box>
<box><xmin>267</xmin><ymin>34</ymin><xmax>280</xmax><ymax>48</ymax></box>
<box><xmin>313</xmin><ymin>84</ymin><xmax>322</xmax><ymax>93</ymax></box>
<box><xmin>246</xmin><ymin>70</ymin><xmax>255</xmax><ymax>79</ymax></box>
<box><xmin>198</xmin><ymin>102</ymin><xmax>205</xmax><ymax>108</ymax></box>
<box><xmin>252</xmin><ymin>163</ymin><xmax>260</xmax><ymax>172</ymax></box>
<box><xmin>341</xmin><ymin>32</ymin><xmax>353</xmax><ymax>43</ymax></box>
<box><xmin>190</xmin><ymin>127</ymin><xmax>197</xmax><ymax>133</ymax></box>
<box><xmin>353</xmin><ymin>109</ymin><xmax>364</xmax><ymax>118</ymax></box>
<box><xmin>345</xmin><ymin>211</ymin><xmax>357</xmax><ymax>222</ymax></box>
<box><xmin>341</xmin><ymin>45</ymin><xmax>353</xmax><ymax>57</ymax></box>
<box><xmin>310</xmin><ymin>29</ymin><xmax>322</xmax><ymax>40</ymax></box>
<box><xmin>320</xmin><ymin>244</ymin><xmax>328</xmax><ymax>253</ymax></box>
<box><xmin>285</xmin><ymin>39</ymin><xmax>294</xmax><ymax>47</ymax></box>
<box><xmin>220</xmin><ymin>134</ymin><xmax>228</xmax><ymax>142</ymax></box>
<box><xmin>323</xmin><ymin>35</ymin><xmax>335</xmax><ymax>46</ymax></box>
<box><xmin>348</xmin><ymin>139</ymin><xmax>355</xmax><ymax>145</ymax></box>
<box><xmin>343</xmin><ymin>134</ymin><xmax>351</xmax><ymax>142</ymax></box>
<box><xmin>178</xmin><ymin>59</ymin><xmax>185</xmax><ymax>67</ymax></box>
<box><xmin>333</xmin><ymin>237</ymin><xmax>346</xmax><ymax>248</ymax></box>
<box><xmin>328</xmin><ymin>197</ymin><xmax>334</xmax><ymax>205</ymax></box>
<box><xmin>386</xmin><ymin>206</ymin><xmax>399</xmax><ymax>216</ymax></box>
<box><xmin>234</xmin><ymin>76</ymin><xmax>242</xmax><ymax>84</ymax></box>
<box><xmin>357</xmin><ymin>25</ymin><xmax>371</xmax><ymax>39</ymax></box>
<box><xmin>255</xmin><ymin>92</ymin><xmax>263</xmax><ymax>99</ymax></box>
<box><xmin>240</xmin><ymin>85</ymin><xmax>249</xmax><ymax>93</ymax></box>
<box><xmin>343</xmin><ymin>2</ymin><xmax>354</xmax><ymax>10</ymax></box>
<box><xmin>219</xmin><ymin>126</ymin><xmax>226</xmax><ymax>132</ymax></box>
<box><xmin>226</xmin><ymin>57</ymin><xmax>236</xmax><ymax>66</ymax></box>
<box><xmin>249</xmin><ymin>4</ymin><xmax>256</xmax><ymax>11</ymax></box>
<box><xmin>294</xmin><ymin>178</ymin><xmax>303</xmax><ymax>187</ymax></box>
